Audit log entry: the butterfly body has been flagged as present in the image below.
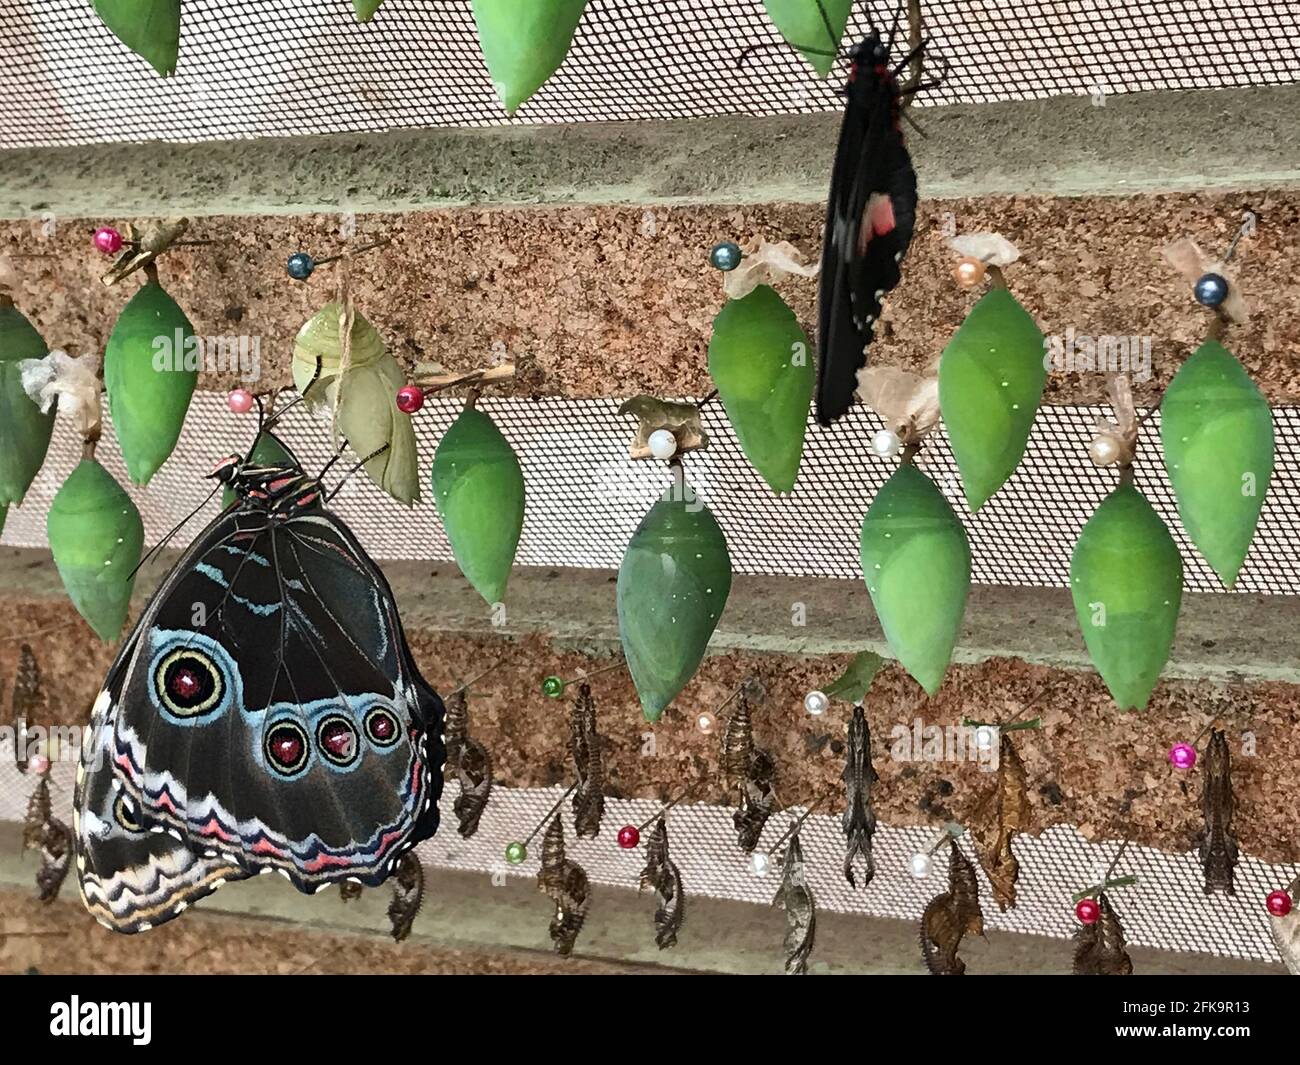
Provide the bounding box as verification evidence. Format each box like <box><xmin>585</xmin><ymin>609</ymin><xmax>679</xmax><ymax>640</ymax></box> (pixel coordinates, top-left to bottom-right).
<box><xmin>75</xmin><ymin>444</ymin><xmax>444</xmax><ymax>933</ymax></box>
<box><xmin>816</xmin><ymin>31</ymin><xmax>919</xmax><ymax>425</ymax></box>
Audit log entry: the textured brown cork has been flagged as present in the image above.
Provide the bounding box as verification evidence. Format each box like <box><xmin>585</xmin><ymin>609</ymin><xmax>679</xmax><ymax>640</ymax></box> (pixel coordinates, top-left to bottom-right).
<box><xmin>4</xmin><ymin>595</ymin><xmax>1297</xmax><ymax>867</ymax></box>
<box><xmin>2</xmin><ymin>187</ymin><xmax>1296</xmax><ymax>407</ymax></box>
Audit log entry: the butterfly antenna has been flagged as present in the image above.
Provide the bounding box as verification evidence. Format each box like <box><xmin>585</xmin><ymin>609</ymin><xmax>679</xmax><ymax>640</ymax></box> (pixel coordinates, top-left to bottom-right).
<box><xmin>126</xmin><ymin>482</ymin><xmax>224</xmax><ymax>580</ymax></box>
<box><xmin>315</xmin><ymin>436</ymin><xmax>352</xmax><ymax>482</ymax></box>
<box><xmin>886</xmin><ymin>0</ymin><xmax>905</xmax><ymax>51</ymax></box>
<box><xmin>325</xmin><ymin>443</ymin><xmax>391</xmax><ymax>502</ymax></box>
<box><xmin>862</xmin><ymin>0</ymin><xmax>877</xmax><ymax>34</ymax></box>
<box><xmin>259</xmin><ymin>354</ymin><xmax>325</xmax><ymax>440</ymax></box>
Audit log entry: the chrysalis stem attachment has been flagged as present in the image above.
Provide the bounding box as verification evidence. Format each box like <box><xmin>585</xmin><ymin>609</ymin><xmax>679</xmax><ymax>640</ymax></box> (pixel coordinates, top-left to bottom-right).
<box><xmin>1219</xmin><ymin>215</ymin><xmax>1255</xmax><ymax>265</ymax></box>
<box><xmin>541</xmin><ymin>660</ymin><xmax>628</xmax><ymax>699</ymax></box>
<box><xmin>716</xmin><ymin>677</ymin><xmax>759</xmax><ymax>715</ymax></box>
<box><xmin>414</xmin><ymin>362</ymin><xmax>516</xmax><ymax>396</ymax></box>
<box><xmin>960</xmin><ymin>716</ymin><xmax>1041</xmax><ymax>733</ymax></box>
<box><xmin>451</xmin><ymin>658</ymin><xmax>504</xmax><ymax>695</ymax></box>
<box><xmin>522</xmin><ymin>782</ymin><xmax>579</xmax><ymax>846</ymax></box>
<box><xmin>986</xmin><ymin>264</ymin><xmax>1008</xmax><ymax>290</ymax></box>
<box><xmin>764</xmin><ymin>797</ymin><xmax>827</xmax><ymax>857</ymax></box>
<box><xmin>1073</xmin><ymin>839</ymin><xmax>1135</xmax><ymax>901</ymax></box>
<box><xmin>1072</xmin><ymin>876</ymin><xmax>1138</xmax><ymax>903</ymax></box>
<box><xmin>923</xmin><ymin>821</ymin><xmax>966</xmax><ymax>856</ymax></box>
<box><xmin>312</xmin><ymin>238</ymin><xmax>391</xmax><ymax>268</ymax></box>
<box><xmin>635</xmin><ymin>782</ymin><xmax>705</xmax><ymax>832</ymax></box>
<box><xmin>100</xmin><ymin>218</ymin><xmax>192</xmax><ymax>286</ymax></box>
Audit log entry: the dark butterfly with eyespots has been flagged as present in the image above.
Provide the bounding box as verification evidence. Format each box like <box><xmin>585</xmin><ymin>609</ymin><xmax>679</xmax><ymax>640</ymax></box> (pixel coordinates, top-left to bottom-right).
<box><xmin>815</xmin><ymin>4</ymin><xmax>926</xmax><ymax>425</ymax></box>
<box><xmin>73</xmin><ymin>430</ymin><xmax>444</xmax><ymax>933</ymax></box>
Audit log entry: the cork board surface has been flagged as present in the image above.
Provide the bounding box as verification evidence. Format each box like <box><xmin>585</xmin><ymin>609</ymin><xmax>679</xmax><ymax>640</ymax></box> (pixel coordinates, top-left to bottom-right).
<box><xmin>3</xmin><ymin>594</ymin><xmax>1297</xmax><ymax>868</ymax></box>
<box><xmin>2</xmin><ymin>188</ymin><xmax>1296</xmax><ymax>407</ymax></box>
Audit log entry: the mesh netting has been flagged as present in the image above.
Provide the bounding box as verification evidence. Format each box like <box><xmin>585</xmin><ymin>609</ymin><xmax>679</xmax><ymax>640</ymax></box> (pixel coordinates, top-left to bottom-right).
<box><xmin>3</xmin><ymin>391</ymin><xmax>1298</xmax><ymax>594</ymax></box>
<box><xmin>1</xmin><ymin>0</ymin><xmax>1298</xmax><ymax>149</ymax></box>
<box><xmin>3</xmin><ymin>756</ymin><xmax>1294</xmax><ymax>965</ymax></box>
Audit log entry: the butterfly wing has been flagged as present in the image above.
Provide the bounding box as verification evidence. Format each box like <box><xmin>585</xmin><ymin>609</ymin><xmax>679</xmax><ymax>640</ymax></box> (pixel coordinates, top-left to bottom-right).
<box><xmin>74</xmin><ymin>509</ymin><xmax>257</xmax><ymax>933</ymax></box>
<box><xmin>816</xmin><ymin>64</ymin><xmax>918</xmax><ymax>426</ymax></box>
<box><xmin>76</xmin><ymin>501</ymin><xmax>443</xmax><ymax>932</ymax></box>
<box><xmin>75</xmin><ymin>684</ymin><xmax>251</xmax><ymax>933</ymax></box>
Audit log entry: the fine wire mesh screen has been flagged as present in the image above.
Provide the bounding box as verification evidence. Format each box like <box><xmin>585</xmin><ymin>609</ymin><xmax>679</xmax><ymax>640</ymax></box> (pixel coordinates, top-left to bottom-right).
<box><xmin>3</xmin><ymin>759</ymin><xmax>1298</xmax><ymax>965</ymax></box>
<box><xmin>5</xmin><ymin>391</ymin><xmax>1300</xmax><ymax>595</ymax></box>
<box><xmin>1</xmin><ymin>0</ymin><xmax>1299</xmax><ymax>148</ymax></box>
<box><xmin>4</xmin><ymin>2</ymin><xmax>1299</xmax><ymax>970</ymax></box>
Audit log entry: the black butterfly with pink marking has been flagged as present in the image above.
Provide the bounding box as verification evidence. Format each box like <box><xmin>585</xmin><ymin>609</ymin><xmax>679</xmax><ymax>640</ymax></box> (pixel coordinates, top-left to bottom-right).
<box><xmin>74</xmin><ymin>434</ymin><xmax>444</xmax><ymax>933</ymax></box>
<box><xmin>816</xmin><ymin>3</ymin><xmax>929</xmax><ymax>425</ymax></box>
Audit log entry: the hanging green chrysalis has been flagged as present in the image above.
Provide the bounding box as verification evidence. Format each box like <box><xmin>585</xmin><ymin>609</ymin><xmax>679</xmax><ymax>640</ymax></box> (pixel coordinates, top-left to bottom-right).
<box><xmin>1160</xmin><ymin>339</ymin><xmax>1273</xmax><ymax>587</ymax></box>
<box><xmin>292</xmin><ymin>303</ymin><xmax>420</xmax><ymax>505</ymax></box>
<box><xmin>1070</xmin><ymin>483</ymin><xmax>1183</xmax><ymax>710</ymax></box>
<box><xmin>617</xmin><ymin>484</ymin><xmax>732</xmax><ymax>722</ymax></box>
<box><xmin>859</xmin><ymin>464</ymin><xmax>970</xmax><ymax>696</ymax></box>
<box><xmin>104</xmin><ymin>276</ymin><xmax>196</xmax><ymax>486</ymax></box>
<box><xmin>47</xmin><ymin>459</ymin><xmax>144</xmax><ymax>642</ymax></box>
<box><xmin>708</xmin><ymin>284</ymin><xmax>812</xmax><ymax>494</ymax></box>
<box><xmin>762</xmin><ymin>0</ymin><xmax>852</xmax><ymax>77</ymax></box>
<box><xmin>352</xmin><ymin>0</ymin><xmax>385</xmax><ymax>20</ymax></box>
<box><xmin>431</xmin><ymin>407</ymin><xmax>526</xmax><ymax>606</ymax></box>
<box><xmin>92</xmin><ymin>0</ymin><xmax>181</xmax><ymax>76</ymax></box>
<box><xmin>471</xmin><ymin>0</ymin><xmax>588</xmax><ymax>114</ymax></box>
<box><xmin>0</xmin><ymin>297</ymin><xmax>55</xmax><ymax>506</ymax></box>
<box><xmin>938</xmin><ymin>288</ymin><xmax>1047</xmax><ymax>511</ymax></box>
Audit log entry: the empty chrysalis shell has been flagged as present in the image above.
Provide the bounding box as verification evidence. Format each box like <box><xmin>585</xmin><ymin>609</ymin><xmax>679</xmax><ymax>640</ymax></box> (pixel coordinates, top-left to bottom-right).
<box><xmin>292</xmin><ymin>303</ymin><xmax>420</xmax><ymax>505</ymax></box>
<box><xmin>707</xmin><ymin>284</ymin><xmax>813</xmax><ymax>494</ymax></box>
<box><xmin>47</xmin><ymin>459</ymin><xmax>144</xmax><ymax>642</ymax></box>
<box><xmin>471</xmin><ymin>0</ymin><xmax>589</xmax><ymax>114</ymax></box>
<box><xmin>0</xmin><ymin>299</ymin><xmax>55</xmax><ymax>506</ymax></box>
<box><xmin>104</xmin><ymin>277</ymin><xmax>197</xmax><ymax>486</ymax></box>
<box><xmin>617</xmin><ymin>486</ymin><xmax>732</xmax><ymax>722</ymax></box>
<box><xmin>431</xmin><ymin>408</ymin><xmax>526</xmax><ymax>606</ymax></box>
<box><xmin>1160</xmin><ymin>339</ymin><xmax>1273</xmax><ymax>587</ymax></box>
<box><xmin>859</xmin><ymin>464</ymin><xmax>971</xmax><ymax>696</ymax></box>
<box><xmin>938</xmin><ymin>288</ymin><xmax>1047</xmax><ymax>511</ymax></box>
<box><xmin>762</xmin><ymin>0</ymin><xmax>852</xmax><ymax>77</ymax></box>
<box><xmin>92</xmin><ymin>0</ymin><xmax>181</xmax><ymax>76</ymax></box>
<box><xmin>1070</xmin><ymin>483</ymin><xmax>1183</xmax><ymax>710</ymax></box>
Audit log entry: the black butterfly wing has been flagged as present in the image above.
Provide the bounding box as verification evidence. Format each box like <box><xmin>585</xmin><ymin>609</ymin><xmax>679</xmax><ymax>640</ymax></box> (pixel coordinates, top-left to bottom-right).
<box><xmin>74</xmin><ymin>508</ymin><xmax>257</xmax><ymax>933</ymax></box>
<box><xmin>77</xmin><ymin>501</ymin><xmax>443</xmax><ymax>932</ymax></box>
<box><xmin>75</xmin><ymin>683</ymin><xmax>250</xmax><ymax>933</ymax></box>
<box><xmin>816</xmin><ymin>67</ymin><xmax>918</xmax><ymax>426</ymax></box>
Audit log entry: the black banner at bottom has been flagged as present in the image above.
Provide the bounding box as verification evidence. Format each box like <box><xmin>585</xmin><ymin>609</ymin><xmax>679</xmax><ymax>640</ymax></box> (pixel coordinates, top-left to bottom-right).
<box><xmin>0</xmin><ymin>972</ymin><xmax>1289</xmax><ymax>1050</ymax></box>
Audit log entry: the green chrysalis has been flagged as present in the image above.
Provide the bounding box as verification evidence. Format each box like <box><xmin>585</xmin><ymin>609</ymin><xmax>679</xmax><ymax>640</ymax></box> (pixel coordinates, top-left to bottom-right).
<box><xmin>0</xmin><ymin>298</ymin><xmax>55</xmax><ymax>506</ymax></box>
<box><xmin>1070</xmin><ymin>483</ymin><xmax>1183</xmax><ymax>710</ymax></box>
<box><xmin>762</xmin><ymin>0</ymin><xmax>853</xmax><ymax>77</ymax></box>
<box><xmin>859</xmin><ymin>464</ymin><xmax>970</xmax><ymax>696</ymax></box>
<box><xmin>1161</xmin><ymin>339</ymin><xmax>1273</xmax><ymax>587</ymax></box>
<box><xmin>47</xmin><ymin>459</ymin><xmax>144</xmax><ymax>642</ymax></box>
<box><xmin>938</xmin><ymin>287</ymin><xmax>1046</xmax><ymax>511</ymax></box>
<box><xmin>707</xmin><ymin>284</ymin><xmax>813</xmax><ymax>494</ymax></box>
<box><xmin>471</xmin><ymin>0</ymin><xmax>588</xmax><ymax>114</ymax></box>
<box><xmin>617</xmin><ymin>486</ymin><xmax>732</xmax><ymax>722</ymax></box>
<box><xmin>431</xmin><ymin>407</ymin><xmax>526</xmax><ymax>606</ymax></box>
<box><xmin>92</xmin><ymin>0</ymin><xmax>181</xmax><ymax>76</ymax></box>
<box><xmin>104</xmin><ymin>277</ymin><xmax>197</xmax><ymax>486</ymax></box>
